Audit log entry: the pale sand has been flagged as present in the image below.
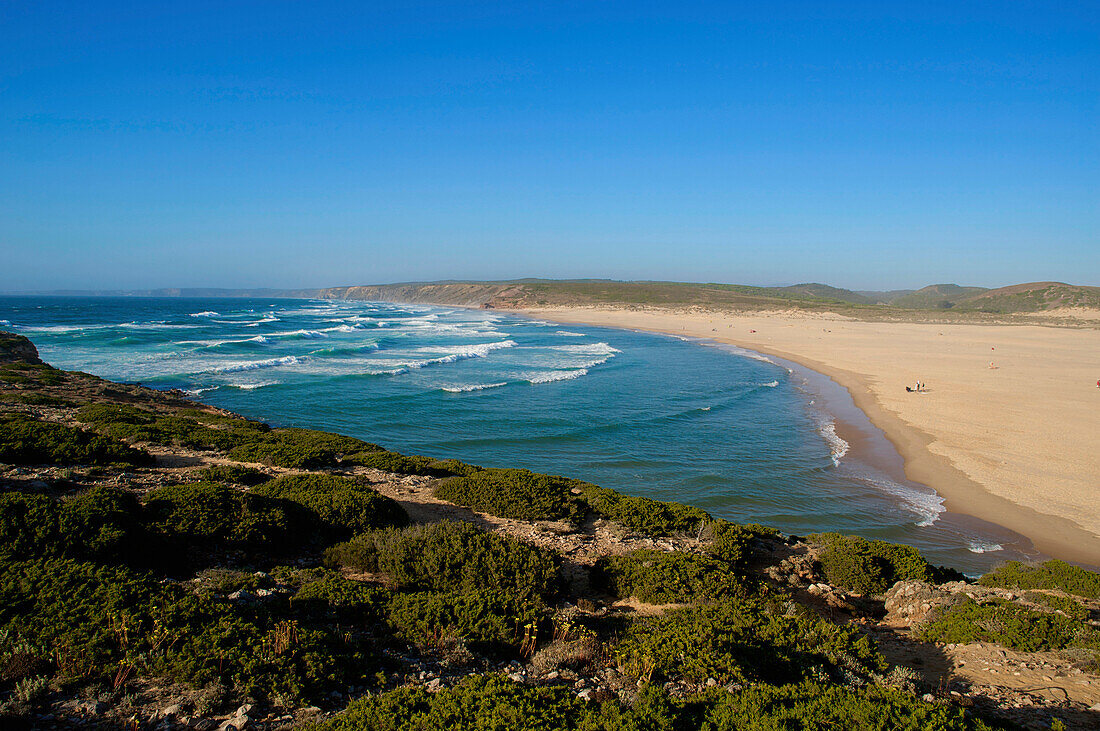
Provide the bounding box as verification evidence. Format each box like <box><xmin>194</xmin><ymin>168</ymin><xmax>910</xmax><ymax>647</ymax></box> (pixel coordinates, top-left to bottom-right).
<box><xmin>516</xmin><ymin>306</ymin><xmax>1100</xmax><ymax>566</ymax></box>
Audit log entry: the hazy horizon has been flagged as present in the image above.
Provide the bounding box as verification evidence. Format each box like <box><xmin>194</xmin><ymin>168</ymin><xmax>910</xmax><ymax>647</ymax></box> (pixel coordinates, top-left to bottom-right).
<box><xmin>3</xmin><ymin>2</ymin><xmax>1097</xmax><ymax>291</ymax></box>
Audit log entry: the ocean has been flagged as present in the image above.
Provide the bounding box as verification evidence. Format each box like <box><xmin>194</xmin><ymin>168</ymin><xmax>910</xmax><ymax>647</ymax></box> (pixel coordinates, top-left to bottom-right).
<box><xmin>0</xmin><ymin>296</ymin><xmax>1036</xmax><ymax>575</ymax></box>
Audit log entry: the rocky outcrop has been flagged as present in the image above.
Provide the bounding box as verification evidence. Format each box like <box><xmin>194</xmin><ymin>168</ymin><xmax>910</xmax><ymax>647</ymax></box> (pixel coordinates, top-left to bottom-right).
<box><xmin>0</xmin><ymin>332</ymin><xmax>43</xmax><ymax>364</ymax></box>
<box><xmin>883</xmin><ymin>580</ymin><xmax>953</xmax><ymax>626</ymax></box>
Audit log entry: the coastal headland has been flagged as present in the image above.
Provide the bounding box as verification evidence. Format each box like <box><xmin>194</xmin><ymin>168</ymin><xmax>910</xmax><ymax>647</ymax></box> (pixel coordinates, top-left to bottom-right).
<box><xmin>509</xmin><ymin>305</ymin><xmax>1100</xmax><ymax>568</ymax></box>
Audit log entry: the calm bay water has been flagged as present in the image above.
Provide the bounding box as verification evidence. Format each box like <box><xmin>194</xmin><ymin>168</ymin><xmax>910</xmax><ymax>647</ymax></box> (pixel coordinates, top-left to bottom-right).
<box><xmin>1</xmin><ymin>296</ymin><xmax>1031</xmax><ymax>574</ymax></box>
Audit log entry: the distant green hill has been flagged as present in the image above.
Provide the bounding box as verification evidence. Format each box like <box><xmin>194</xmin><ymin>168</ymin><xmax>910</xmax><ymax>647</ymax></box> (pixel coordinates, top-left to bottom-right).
<box><xmin>889</xmin><ymin>284</ymin><xmax>990</xmax><ymax>310</ymax></box>
<box><xmin>951</xmin><ymin>282</ymin><xmax>1100</xmax><ymax>313</ymax></box>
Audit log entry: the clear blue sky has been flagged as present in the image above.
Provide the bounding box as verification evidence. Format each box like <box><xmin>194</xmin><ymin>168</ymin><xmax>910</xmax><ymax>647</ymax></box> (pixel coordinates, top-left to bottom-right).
<box><xmin>2</xmin><ymin>1</ymin><xmax>1097</xmax><ymax>291</ymax></box>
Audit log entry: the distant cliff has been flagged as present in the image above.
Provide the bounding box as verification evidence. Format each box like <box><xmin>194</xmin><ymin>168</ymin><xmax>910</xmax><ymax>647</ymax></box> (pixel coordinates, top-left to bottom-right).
<box><xmin>317</xmin><ymin>282</ymin><xmax>519</xmax><ymax>308</ymax></box>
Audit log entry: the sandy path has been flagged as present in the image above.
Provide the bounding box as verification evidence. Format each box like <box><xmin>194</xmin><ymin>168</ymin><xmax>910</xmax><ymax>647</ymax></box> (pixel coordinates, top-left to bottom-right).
<box><xmin>515</xmin><ymin>306</ymin><xmax>1100</xmax><ymax>566</ymax></box>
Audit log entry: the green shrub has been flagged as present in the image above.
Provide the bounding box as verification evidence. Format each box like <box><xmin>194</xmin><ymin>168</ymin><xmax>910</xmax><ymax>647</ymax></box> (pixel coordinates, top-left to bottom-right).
<box><xmin>1024</xmin><ymin>592</ymin><xmax>1091</xmax><ymax>621</ymax></box>
<box><xmin>143</xmin><ymin>482</ymin><xmax>307</xmax><ymax>550</ymax></box>
<box><xmin>580</xmin><ymin>484</ymin><xmax>710</xmax><ymax>536</ymax></box>
<box><xmin>433</xmin><ymin>468</ymin><xmax>586</xmax><ymax>521</ymax></box>
<box><xmin>344</xmin><ymin>451</ymin><xmax>485</xmax><ymax>478</ymax></box>
<box><xmin>325</xmin><ymin>521</ymin><xmax>560</xmax><ymax>604</ymax></box>
<box><xmin>387</xmin><ymin>590</ymin><xmax>545</xmax><ymax>655</ymax></box>
<box><xmin>324</xmin><ymin>674</ymin><xmax>587</xmax><ymax>731</ymax></box>
<box><xmin>705</xmin><ymin>521</ymin><xmax>781</xmax><ymax>568</ymax></box>
<box><xmin>58</xmin><ymin>485</ymin><xmax>143</xmax><ymax>561</ymax></box>
<box><xmin>699</xmin><ymin>680</ymin><xmax>995</xmax><ymax>730</ymax></box>
<box><xmin>197</xmin><ymin>464</ymin><xmax>270</xmax><ymax>486</ymax></box>
<box><xmin>616</xmin><ymin>597</ymin><xmax>885</xmax><ymax>685</ymax></box>
<box><xmin>227</xmin><ymin>428</ymin><xmax>382</xmax><ymax>469</ymax></box>
<box><xmin>0</xmin><ymin>492</ymin><xmax>60</xmax><ymax>559</ymax></box>
<box><xmin>595</xmin><ymin>549</ymin><xmax>746</xmax><ymax>604</ymax></box>
<box><xmin>75</xmin><ymin>404</ymin><xmax>263</xmax><ymax>452</ymax></box>
<box><xmin>979</xmin><ymin>560</ymin><xmax>1100</xmax><ymax>599</ymax></box>
<box><xmin>253</xmin><ymin>474</ymin><xmax>408</xmax><ymax>538</ymax></box>
<box><xmin>0</xmin><ymin>414</ymin><xmax>152</xmax><ymax>467</ymax></box>
<box><xmin>0</xmin><ymin>557</ymin><xmax>168</xmax><ymax>679</ymax></box>
<box><xmin>293</xmin><ymin>573</ymin><xmax>389</xmax><ymax>623</ymax></box>
<box><xmin>808</xmin><ymin>533</ymin><xmax>948</xmax><ymax>595</ymax></box>
<box><xmin>917</xmin><ymin>598</ymin><xmax>1100</xmax><ymax>653</ymax></box>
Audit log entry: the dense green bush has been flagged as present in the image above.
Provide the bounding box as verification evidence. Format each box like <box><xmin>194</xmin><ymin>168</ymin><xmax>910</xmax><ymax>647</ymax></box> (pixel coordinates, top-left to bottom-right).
<box><xmin>698</xmin><ymin>680</ymin><xmax>995</xmax><ymax>730</ymax></box>
<box><xmin>325</xmin><ymin>521</ymin><xmax>560</xmax><ymax>604</ymax></box>
<box><xmin>0</xmin><ymin>557</ymin><xmax>382</xmax><ymax>701</ymax></box>
<box><xmin>227</xmin><ymin>428</ymin><xmax>382</xmax><ymax>469</ymax></box>
<box><xmin>387</xmin><ymin>590</ymin><xmax>545</xmax><ymax>655</ymax></box>
<box><xmin>253</xmin><ymin>474</ymin><xmax>408</xmax><ymax>538</ymax></box>
<box><xmin>293</xmin><ymin>573</ymin><xmax>389</xmax><ymax>623</ymax></box>
<box><xmin>0</xmin><ymin>414</ymin><xmax>152</xmax><ymax>467</ymax></box>
<box><xmin>1</xmin><ymin>486</ymin><xmax>144</xmax><ymax>564</ymax></box>
<box><xmin>1024</xmin><ymin>591</ymin><xmax>1091</xmax><ymax>621</ymax></box>
<box><xmin>595</xmin><ymin>549</ymin><xmax>746</xmax><ymax>604</ymax></box>
<box><xmin>705</xmin><ymin>520</ymin><xmax>781</xmax><ymax>568</ymax></box>
<box><xmin>433</xmin><ymin>468</ymin><xmax>586</xmax><ymax>521</ymax></box>
<box><xmin>0</xmin><ymin>492</ymin><xmax>60</xmax><ymax>559</ymax></box>
<box><xmin>979</xmin><ymin>559</ymin><xmax>1100</xmax><ymax>599</ymax></box>
<box><xmin>580</xmin><ymin>484</ymin><xmax>710</xmax><ymax>536</ymax></box>
<box><xmin>0</xmin><ymin>557</ymin><xmax>167</xmax><ymax>679</ymax></box>
<box><xmin>58</xmin><ymin>485</ymin><xmax>143</xmax><ymax>561</ymax></box>
<box><xmin>616</xmin><ymin>597</ymin><xmax>885</xmax><ymax>686</ymax></box>
<box><xmin>198</xmin><ymin>463</ymin><xmax>270</xmax><ymax>486</ymax></box>
<box><xmin>917</xmin><ymin>598</ymin><xmax>1100</xmax><ymax>653</ymax></box>
<box><xmin>316</xmin><ymin>673</ymin><xmax>990</xmax><ymax>731</ymax></box>
<box><xmin>808</xmin><ymin>533</ymin><xmax>953</xmax><ymax>595</ymax></box>
<box><xmin>75</xmin><ymin>404</ymin><xmax>264</xmax><ymax>452</ymax></box>
<box><xmin>342</xmin><ymin>451</ymin><xmax>482</xmax><ymax>478</ymax></box>
<box><xmin>143</xmin><ymin>482</ymin><xmax>308</xmax><ymax>550</ymax></box>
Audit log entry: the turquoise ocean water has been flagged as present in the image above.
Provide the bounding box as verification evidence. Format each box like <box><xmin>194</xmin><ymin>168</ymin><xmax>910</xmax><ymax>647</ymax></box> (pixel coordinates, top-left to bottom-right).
<box><xmin>1</xmin><ymin>296</ymin><xmax>1035</xmax><ymax>574</ymax></box>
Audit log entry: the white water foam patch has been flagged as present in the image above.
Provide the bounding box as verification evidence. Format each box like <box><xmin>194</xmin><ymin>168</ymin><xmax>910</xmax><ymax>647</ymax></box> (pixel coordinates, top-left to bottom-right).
<box><xmin>763</xmin><ymin>380</ymin><xmax>779</xmax><ymax>388</ymax></box>
<box><xmin>0</xmin><ymin>320</ymin><xmax>9</xmax><ymax>327</ymax></box>
<box><xmin>818</xmin><ymin>419</ymin><xmax>850</xmax><ymax>466</ymax></box>
<box><xmin>853</xmin><ymin>471</ymin><xmax>946</xmax><ymax>527</ymax></box>
<box><xmin>270</xmin><ymin>329</ymin><xmax>327</xmax><ymax>340</ymax></box>
<box><xmin>189</xmin><ymin>311</ymin><xmax>219</xmax><ymax>317</ymax></box>
<box><xmin>967</xmin><ymin>540</ymin><xmax>1004</xmax><ymax>554</ymax></box>
<box><xmin>183</xmin><ymin>386</ymin><xmax>217</xmax><ymax>396</ymax></box>
<box><xmin>527</xmin><ymin>369</ymin><xmax>588</xmax><ymax>384</ymax></box>
<box><xmin>248</xmin><ymin>336</ymin><xmax>269</xmax><ymax>344</ymax></box>
<box><xmin>228</xmin><ymin>381</ymin><xmax>279</xmax><ymax>391</ymax></box>
<box><xmin>207</xmin><ymin>355</ymin><xmax>303</xmax><ymax>374</ymax></box>
<box><xmin>556</xmin><ymin>331</ymin><xmax>585</xmax><ymax>337</ymax></box>
<box><xmin>441</xmin><ymin>382</ymin><xmax>509</xmax><ymax>393</ymax></box>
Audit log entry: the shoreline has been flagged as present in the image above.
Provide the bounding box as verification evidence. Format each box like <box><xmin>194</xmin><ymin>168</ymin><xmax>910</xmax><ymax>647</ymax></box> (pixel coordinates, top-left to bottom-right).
<box><xmin>509</xmin><ymin>306</ymin><xmax>1100</xmax><ymax>569</ymax></box>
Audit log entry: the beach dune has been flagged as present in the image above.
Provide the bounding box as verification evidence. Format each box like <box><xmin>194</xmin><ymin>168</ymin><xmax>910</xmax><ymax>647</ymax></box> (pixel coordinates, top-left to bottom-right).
<box><xmin>521</xmin><ymin>306</ymin><xmax>1100</xmax><ymax>567</ymax></box>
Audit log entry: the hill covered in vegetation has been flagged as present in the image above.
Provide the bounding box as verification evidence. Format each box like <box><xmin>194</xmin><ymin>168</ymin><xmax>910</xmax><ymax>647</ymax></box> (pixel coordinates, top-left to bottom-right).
<box><xmin>1</xmin><ymin>331</ymin><xmax>1099</xmax><ymax>730</ymax></box>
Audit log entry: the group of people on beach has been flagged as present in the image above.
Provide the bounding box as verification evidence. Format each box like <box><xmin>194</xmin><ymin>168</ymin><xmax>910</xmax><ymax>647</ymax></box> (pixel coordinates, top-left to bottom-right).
<box><xmin>905</xmin><ymin>381</ymin><xmax>925</xmax><ymax>393</ymax></box>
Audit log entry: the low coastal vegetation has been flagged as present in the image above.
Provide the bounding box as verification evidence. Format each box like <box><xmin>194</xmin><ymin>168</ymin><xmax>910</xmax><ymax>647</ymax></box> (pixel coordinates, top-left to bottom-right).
<box><xmin>808</xmin><ymin>532</ymin><xmax>965</xmax><ymax>595</ymax></box>
<box><xmin>1</xmin><ymin>331</ymin><xmax>1097</xmax><ymax>729</ymax></box>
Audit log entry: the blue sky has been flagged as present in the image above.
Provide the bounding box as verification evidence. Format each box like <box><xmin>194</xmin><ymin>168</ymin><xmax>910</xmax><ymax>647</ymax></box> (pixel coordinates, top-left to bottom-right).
<box><xmin>2</xmin><ymin>1</ymin><xmax>1097</xmax><ymax>291</ymax></box>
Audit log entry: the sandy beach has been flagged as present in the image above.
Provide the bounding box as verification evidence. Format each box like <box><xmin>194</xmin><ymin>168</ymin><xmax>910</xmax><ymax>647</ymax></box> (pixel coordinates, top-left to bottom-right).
<box><xmin>516</xmin><ymin>306</ymin><xmax>1100</xmax><ymax>567</ymax></box>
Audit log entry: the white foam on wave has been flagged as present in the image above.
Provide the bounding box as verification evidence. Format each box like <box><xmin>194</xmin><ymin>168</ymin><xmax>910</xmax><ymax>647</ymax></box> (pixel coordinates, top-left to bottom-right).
<box><xmin>208</xmin><ymin>355</ymin><xmax>303</xmax><ymax>374</ymax></box>
<box><xmin>270</xmin><ymin>329</ymin><xmax>327</xmax><ymax>339</ymax></box>
<box><xmin>182</xmin><ymin>386</ymin><xmax>217</xmax><ymax>396</ymax></box>
<box><xmin>967</xmin><ymin>540</ymin><xmax>1004</xmax><ymax>554</ymax></box>
<box><xmin>527</xmin><ymin>369</ymin><xmax>588</xmax><ymax>384</ymax></box>
<box><xmin>556</xmin><ymin>331</ymin><xmax>585</xmax><ymax>337</ymax></box>
<box><xmin>818</xmin><ymin>419</ymin><xmax>850</xmax><ymax>466</ymax></box>
<box><xmin>391</xmin><ymin>340</ymin><xmax>517</xmax><ymax>373</ymax></box>
<box><xmin>552</xmin><ymin>342</ymin><xmax>621</xmax><ymax>354</ymax></box>
<box><xmin>189</xmin><ymin>311</ymin><xmax>219</xmax><ymax>317</ymax></box>
<box><xmin>228</xmin><ymin>381</ymin><xmax>279</xmax><ymax>391</ymax></box>
<box><xmin>763</xmin><ymin>380</ymin><xmax>778</xmax><ymax>388</ymax></box>
<box><xmin>248</xmin><ymin>336</ymin><xmax>269</xmax><ymax>344</ymax></box>
<box><xmin>0</xmin><ymin>320</ymin><xmax>11</xmax><ymax>326</ymax></box>
<box><xmin>441</xmin><ymin>382</ymin><xmax>509</xmax><ymax>393</ymax></box>
<box><xmin>120</xmin><ymin>322</ymin><xmax>200</xmax><ymax>330</ymax></box>
<box><xmin>857</xmin><ymin>472</ymin><xmax>946</xmax><ymax>527</ymax></box>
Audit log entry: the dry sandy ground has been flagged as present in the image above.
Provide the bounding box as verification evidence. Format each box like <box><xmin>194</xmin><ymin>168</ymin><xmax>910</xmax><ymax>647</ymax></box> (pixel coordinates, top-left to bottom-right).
<box><xmin>515</xmin><ymin>306</ymin><xmax>1100</xmax><ymax>567</ymax></box>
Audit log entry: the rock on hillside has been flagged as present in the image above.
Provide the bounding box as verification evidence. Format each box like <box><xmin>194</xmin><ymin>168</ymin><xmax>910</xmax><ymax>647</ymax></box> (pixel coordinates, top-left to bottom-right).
<box><xmin>0</xmin><ymin>331</ymin><xmax>43</xmax><ymax>365</ymax></box>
